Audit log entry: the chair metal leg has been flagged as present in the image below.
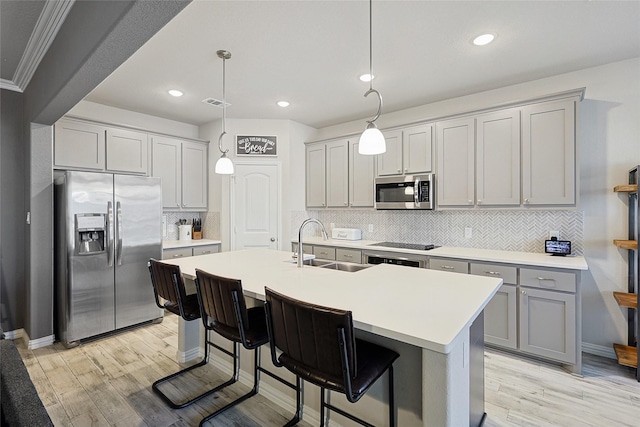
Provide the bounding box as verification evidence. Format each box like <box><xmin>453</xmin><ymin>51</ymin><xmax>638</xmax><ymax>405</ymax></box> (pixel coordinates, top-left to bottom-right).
<box><xmin>388</xmin><ymin>365</ymin><xmax>395</xmax><ymax>427</ymax></box>
<box><xmin>152</xmin><ymin>326</ymin><xmax>218</xmax><ymax>409</ymax></box>
<box><xmin>320</xmin><ymin>387</ymin><xmax>326</xmax><ymax>427</ymax></box>
<box><xmin>283</xmin><ymin>376</ymin><xmax>303</xmax><ymax>427</ymax></box>
<box><xmin>199</xmin><ymin>345</ymin><xmax>263</xmax><ymax>427</ymax></box>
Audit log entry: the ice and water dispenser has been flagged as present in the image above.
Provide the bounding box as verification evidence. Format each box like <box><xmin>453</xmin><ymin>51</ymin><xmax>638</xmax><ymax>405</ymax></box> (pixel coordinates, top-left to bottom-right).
<box><xmin>75</xmin><ymin>214</ymin><xmax>106</xmax><ymax>255</ymax></box>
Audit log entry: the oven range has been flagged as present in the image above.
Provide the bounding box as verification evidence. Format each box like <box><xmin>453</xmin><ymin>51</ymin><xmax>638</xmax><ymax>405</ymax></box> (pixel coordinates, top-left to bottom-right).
<box><xmin>363</xmin><ymin>242</ymin><xmax>438</xmax><ymax>268</ymax></box>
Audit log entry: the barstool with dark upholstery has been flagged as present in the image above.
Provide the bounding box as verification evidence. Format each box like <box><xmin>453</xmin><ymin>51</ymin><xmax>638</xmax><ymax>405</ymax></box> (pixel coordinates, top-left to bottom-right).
<box><xmin>194</xmin><ymin>269</ymin><xmax>299</xmax><ymax>427</ymax></box>
<box><xmin>147</xmin><ymin>259</ymin><xmax>219</xmax><ymax>408</ymax></box>
<box><xmin>264</xmin><ymin>287</ymin><xmax>400</xmax><ymax>427</ymax></box>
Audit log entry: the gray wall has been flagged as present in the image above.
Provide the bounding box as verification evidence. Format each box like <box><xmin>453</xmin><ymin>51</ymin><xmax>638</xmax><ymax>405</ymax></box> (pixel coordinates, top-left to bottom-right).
<box><xmin>0</xmin><ymin>89</ymin><xmax>26</xmax><ymax>332</ymax></box>
<box><xmin>0</xmin><ymin>1</ymin><xmax>189</xmax><ymax>339</ymax></box>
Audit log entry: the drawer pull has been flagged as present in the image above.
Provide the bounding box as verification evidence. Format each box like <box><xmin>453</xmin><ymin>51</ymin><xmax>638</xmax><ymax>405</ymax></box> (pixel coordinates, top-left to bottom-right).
<box><xmin>202</xmin><ymin>251</ymin><xmax>211</xmax><ymax>254</ymax></box>
<box><xmin>441</xmin><ymin>265</ymin><xmax>455</xmax><ymax>270</ymax></box>
<box><xmin>536</xmin><ymin>277</ymin><xmax>554</xmax><ymax>281</ymax></box>
<box><xmin>343</xmin><ymin>254</ymin><xmax>353</xmax><ymax>258</ymax></box>
<box><xmin>485</xmin><ymin>271</ymin><xmax>501</xmax><ymax>276</ymax></box>
<box><xmin>319</xmin><ymin>251</ymin><xmax>328</xmax><ymax>255</ymax></box>
<box><xmin>173</xmin><ymin>254</ymin><xmax>184</xmax><ymax>258</ymax></box>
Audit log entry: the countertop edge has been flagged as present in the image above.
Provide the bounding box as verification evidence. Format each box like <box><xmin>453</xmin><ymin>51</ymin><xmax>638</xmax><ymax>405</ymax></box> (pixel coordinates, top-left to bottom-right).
<box><xmin>292</xmin><ymin>238</ymin><xmax>588</xmax><ymax>270</ymax></box>
<box><xmin>163</xmin><ymin>239</ymin><xmax>222</xmax><ymax>249</ymax></box>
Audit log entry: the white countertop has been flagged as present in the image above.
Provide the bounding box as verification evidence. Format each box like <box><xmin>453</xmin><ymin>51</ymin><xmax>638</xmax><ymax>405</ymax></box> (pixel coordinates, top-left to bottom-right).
<box><xmin>294</xmin><ymin>237</ymin><xmax>588</xmax><ymax>270</ymax></box>
<box><xmin>163</xmin><ymin>249</ymin><xmax>502</xmax><ymax>354</ymax></box>
<box><xmin>163</xmin><ymin>239</ymin><xmax>222</xmax><ymax>249</ymax></box>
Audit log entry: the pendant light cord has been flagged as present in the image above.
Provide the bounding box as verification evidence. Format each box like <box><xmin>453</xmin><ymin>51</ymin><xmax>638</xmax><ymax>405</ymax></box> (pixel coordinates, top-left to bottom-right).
<box><xmin>364</xmin><ymin>0</ymin><xmax>383</xmax><ymax>124</ymax></box>
<box><xmin>217</xmin><ymin>51</ymin><xmax>229</xmax><ymax>154</ymax></box>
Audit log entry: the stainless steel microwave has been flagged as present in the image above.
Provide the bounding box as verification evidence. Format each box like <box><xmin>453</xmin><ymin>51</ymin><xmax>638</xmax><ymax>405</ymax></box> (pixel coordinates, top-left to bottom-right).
<box><xmin>374</xmin><ymin>174</ymin><xmax>435</xmax><ymax>210</ymax></box>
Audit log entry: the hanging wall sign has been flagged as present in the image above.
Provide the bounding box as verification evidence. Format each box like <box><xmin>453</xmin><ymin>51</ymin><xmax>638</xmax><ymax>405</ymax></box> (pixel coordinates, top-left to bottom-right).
<box><xmin>236</xmin><ymin>135</ymin><xmax>277</xmax><ymax>156</ymax></box>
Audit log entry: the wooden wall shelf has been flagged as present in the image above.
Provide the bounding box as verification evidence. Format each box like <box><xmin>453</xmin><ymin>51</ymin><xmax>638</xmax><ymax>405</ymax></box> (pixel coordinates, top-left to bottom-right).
<box><xmin>614</xmin><ymin>184</ymin><xmax>638</xmax><ymax>193</ymax></box>
<box><xmin>613</xmin><ymin>239</ymin><xmax>638</xmax><ymax>250</ymax></box>
<box><xmin>614</xmin><ymin>343</ymin><xmax>638</xmax><ymax>368</ymax></box>
<box><xmin>614</xmin><ymin>292</ymin><xmax>638</xmax><ymax>309</ymax></box>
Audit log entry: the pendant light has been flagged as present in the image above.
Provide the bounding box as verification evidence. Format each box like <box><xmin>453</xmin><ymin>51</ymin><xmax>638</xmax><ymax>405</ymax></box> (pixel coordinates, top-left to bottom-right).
<box><xmin>215</xmin><ymin>49</ymin><xmax>234</xmax><ymax>175</ymax></box>
<box><xmin>359</xmin><ymin>0</ymin><xmax>385</xmax><ymax>155</ymax></box>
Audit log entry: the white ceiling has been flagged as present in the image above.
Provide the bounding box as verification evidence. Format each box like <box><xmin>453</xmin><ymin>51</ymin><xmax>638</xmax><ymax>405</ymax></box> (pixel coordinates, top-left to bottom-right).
<box><xmin>58</xmin><ymin>1</ymin><xmax>640</xmax><ymax>129</ymax></box>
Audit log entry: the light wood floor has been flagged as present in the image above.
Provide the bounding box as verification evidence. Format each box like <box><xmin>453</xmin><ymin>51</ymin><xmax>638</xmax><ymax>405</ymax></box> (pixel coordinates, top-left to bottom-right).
<box><xmin>15</xmin><ymin>312</ymin><xmax>640</xmax><ymax>426</ymax></box>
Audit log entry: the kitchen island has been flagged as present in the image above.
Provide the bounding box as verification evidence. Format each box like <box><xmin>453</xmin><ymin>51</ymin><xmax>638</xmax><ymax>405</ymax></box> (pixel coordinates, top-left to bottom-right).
<box><xmin>164</xmin><ymin>248</ymin><xmax>502</xmax><ymax>427</ymax></box>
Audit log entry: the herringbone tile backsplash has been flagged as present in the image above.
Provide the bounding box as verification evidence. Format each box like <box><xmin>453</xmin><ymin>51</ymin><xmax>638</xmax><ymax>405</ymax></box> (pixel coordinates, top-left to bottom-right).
<box><xmin>292</xmin><ymin>209</ymin><xmax>584</xmax><ymax>255</ymax></box>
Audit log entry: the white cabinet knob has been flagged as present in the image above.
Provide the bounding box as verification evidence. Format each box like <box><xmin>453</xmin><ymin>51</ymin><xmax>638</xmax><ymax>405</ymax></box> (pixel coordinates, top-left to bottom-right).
<box><xmin>468</xmin><ymin>200</ymin><xmax>473</xmax><ymax>204</ymax></box>
<box><xmin>524</xmin><ymin>198</ymin><xmax>529</xmax><ymax>204</ymax></box>
<box><xmin>477</xmin><ymin>199</ymin><xmax>482</xmax><ymax>204</ymax></box>
<box><xmin>521</xmin><ymin>290</ymin><xmax>527</xmax><ymax>295</ymax></box>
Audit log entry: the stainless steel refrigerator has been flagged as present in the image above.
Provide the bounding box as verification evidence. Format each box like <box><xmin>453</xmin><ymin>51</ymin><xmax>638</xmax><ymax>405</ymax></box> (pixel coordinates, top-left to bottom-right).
<box><xmin>54</xmin><ymin>171</ymin><xmax>163</xmax><ymax>346</ymax></box>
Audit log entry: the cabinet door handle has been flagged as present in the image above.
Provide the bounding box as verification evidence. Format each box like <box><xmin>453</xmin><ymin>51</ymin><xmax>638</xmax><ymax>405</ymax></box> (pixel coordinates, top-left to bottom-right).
<box><xmin>176</xmin><ymin>203</ymin><xmax>180</xmax><ymax>207</ymax></box>
<box><xmin>485</xmin><ymin>271</ymin><xmax>501</xmax><ymax>276</ymax></box>
<box><xmin>173</xmin><ymin>254</ymin><xmax>184</xmax><ymax>258</ymax></box>
<box><xmin>524</xmin><ymin>198</ymin><xmax>530</xmax><ymax>204</ymax></box>
<box><xmin>441</xmin><ymin>265</ymin><xmax>455</xmax><ymax>270</ymax></box>
<box><xmin>521</xmin><ymin>290</ymin><xmax>527</xmax><ymax>295</ymax></box>
<box><xmin>477</xmin><ymin>199</ymin><xmax>482</xmax><ymax>204</ymax></box>
<box><xmin>468</xmin><ymin>200</ymin><xmax>473</xmax><ymax>204</ymax></box>
<box><xmin>397</xmin><ymin>169</ymin><xmax>401</xmax><ymax>172</ymax></box>
<box><xmin>344</xmin><ymin>202</ymin><xmax>348</xmax><ymax>206</ymax></box>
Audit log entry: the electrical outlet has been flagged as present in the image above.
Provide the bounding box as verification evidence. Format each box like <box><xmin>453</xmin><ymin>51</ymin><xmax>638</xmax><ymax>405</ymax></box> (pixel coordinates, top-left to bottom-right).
<box><xmin>368</xmin><ymin>224</ymin><xmax>374</xmax><ymax>233</ymax></box>
<box><xmin>465</xmin><ymin>227</ymin><xmax>472</xmax><ymax>239</ymax></box>
<box><xmin>549</xmin><ymin>230</ymin><xmax>560</xmax><ymax>240</ymax></box>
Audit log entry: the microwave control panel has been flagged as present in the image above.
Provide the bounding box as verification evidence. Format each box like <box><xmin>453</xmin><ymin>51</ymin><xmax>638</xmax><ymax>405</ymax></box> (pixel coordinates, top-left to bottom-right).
<box><xmin>418</xmin><ymin>181</ymin><xmax>431</xmax><ymax>202</ymax></box>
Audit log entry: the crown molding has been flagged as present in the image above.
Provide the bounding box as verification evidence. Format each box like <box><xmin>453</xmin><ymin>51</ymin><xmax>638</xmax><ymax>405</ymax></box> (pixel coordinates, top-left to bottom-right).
<box><xmin>11</xmin><ymin>0</ymin><xmax>74</xmax><ymax>92</ymax></box>
<box><xmin>0</xmin><ymin>78</ymin><xmax>22</xmax><ymax>92</ymax></box>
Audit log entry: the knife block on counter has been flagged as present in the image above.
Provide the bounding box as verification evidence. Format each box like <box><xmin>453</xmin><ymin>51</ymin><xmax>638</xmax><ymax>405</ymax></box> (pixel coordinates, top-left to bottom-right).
<box><xmin>192</xmin><ymin>230</ymin><xmax>202</xmax><ymax>240</ymax></box>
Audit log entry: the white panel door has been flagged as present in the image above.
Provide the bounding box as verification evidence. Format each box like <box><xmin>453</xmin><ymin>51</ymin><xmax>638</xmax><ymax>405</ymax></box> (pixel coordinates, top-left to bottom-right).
<box><xmin>377</xmin><ymin>130</ymin><xmax>402</xmax><ymax>176</ymax></box>
<box><xmin>233</xmin><ymin>163</ymin><xmax>279</xmax><ymax>250</ymax></box>
<box><xmin>326</xmin><ymin>139</ymin><xmax>349</xmax><ymax>208</ymax></box>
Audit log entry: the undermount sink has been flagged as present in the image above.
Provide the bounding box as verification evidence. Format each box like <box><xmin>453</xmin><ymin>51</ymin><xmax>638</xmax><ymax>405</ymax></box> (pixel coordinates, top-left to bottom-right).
<box><xmin>302</xmin><ymin>258</ymin><xmax>335</xmax><ymax>267</ymax></box>
<box><xmin>303</xmin><ymin>258</ymin><xmax>370</xmax><ymax>272</ymax></box>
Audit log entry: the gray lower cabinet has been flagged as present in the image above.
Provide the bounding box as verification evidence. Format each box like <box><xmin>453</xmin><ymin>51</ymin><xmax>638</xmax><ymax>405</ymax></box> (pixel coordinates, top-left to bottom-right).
<box><xmin>428</xmin><ymin>257</ymin><xmax>469</xmax><ymax>274</ymax></box>
<box><xmin>163</xmin><ymin>244</ymin><xmax>220</xmax><ymax>260</ymax></box>
<box><xmin>313</xmin><ymin>246</ymin><xmax>336</xmax><ymax>260</ymax></box>
<box><xmin>519</xmin><ymin>268</ymin><xmax>577</xmax><ymax>364</ymax></box>
<box><xmin>336</xmin><ymin>248</ymin><xmax>362</xmax><ymax>264</ymax></box>
<box><xmin>470</xmin><ymin>262</ymin><xmax>517</xmax><ymax>349</ymax></box>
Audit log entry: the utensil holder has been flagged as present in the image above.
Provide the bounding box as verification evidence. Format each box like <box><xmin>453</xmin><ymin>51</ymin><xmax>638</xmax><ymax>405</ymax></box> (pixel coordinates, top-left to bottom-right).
<box><xmin>178</xmin><ymin>225</ymin><xmax>192</xmax><ymax>240</ymax></box>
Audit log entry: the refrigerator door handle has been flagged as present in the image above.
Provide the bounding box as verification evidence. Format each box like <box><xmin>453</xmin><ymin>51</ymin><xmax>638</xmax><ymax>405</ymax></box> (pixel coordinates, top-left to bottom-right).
<box><xmin>107</xmin><ymin>201</ymin><xmax>114</xmax><ymax>267</ymax></box>
<box><xmin>116</xmin><ymin>201</ymin><xmax>123</xmax><ymax>266</ymax></box>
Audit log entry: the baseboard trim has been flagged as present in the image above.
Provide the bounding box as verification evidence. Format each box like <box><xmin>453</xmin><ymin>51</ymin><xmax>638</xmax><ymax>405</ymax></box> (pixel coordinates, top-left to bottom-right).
<box><xmin>176</xmin><ymin>346</ymin><xmax>201</xmax><ymax>363</ymax></box>
<box><xmin>1</xmin><ymin>328</ymin><xmax>24</xmax><ymax>340</ymax></box>
<box><xmin>27</xmin><ymin>334</ymin><xmax>55</xmax><ymax>350</ymax></box>
<box><xmin>582</xmin><ymin>342</ymin><xmax>617</xmax><ymax>360</ymax></box>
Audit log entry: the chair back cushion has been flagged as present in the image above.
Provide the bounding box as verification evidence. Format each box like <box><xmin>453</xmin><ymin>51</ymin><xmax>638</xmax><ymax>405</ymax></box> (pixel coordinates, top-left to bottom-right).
<box><xmin>265</xmin><ymin>287</ymin><xmax>356</xmax><ymax>385</ymax></box>
<box><xmin>195</xmin><ymin>269</ymin><xmax>250</xmax><ymax>338</ymax></box>
<box><xmin>148</xmin><ymin>259</ymin><xmax>186</xmax><ymax>306</ymax></box>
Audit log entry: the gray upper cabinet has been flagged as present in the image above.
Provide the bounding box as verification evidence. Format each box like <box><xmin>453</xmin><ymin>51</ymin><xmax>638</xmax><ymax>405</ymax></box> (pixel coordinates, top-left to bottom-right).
<box><xmin>326</xmin><ymin>139</ymin><xmax>349</xmax><ymax>208</ymax></box>
<box><xmin>476</xmin><ymin>109</ymin><xmax>521</xmax><ymax>206</ymax></box>
<box><xmin>181</xmin><ymin>141</ymin><xmax>208</xmax><ymax>210</ymax></box>
<box><xmin>151</xmin><ymin>136</ymin><xmax>208</xmax><ymax>211</ymax></box>
<box><xmin>306</xmin><ymin>143</ymin><xmax>326</xmax><ymax>208</ymax></box>
<box><xmin>436</xmin><ymin>117</ymin><xmax>475</xmax><ymax>206</ymax></box>
<box><xmin>377</xmin><ymin>125</ymin><xmax>433</xmax><ymax>176</ymax></box>
<box><xmin>54</xmin><ymin>119</ymin><xmax>105</xmax><ymax>170</ymax></box>
<box><xmin>349</xmin><ymin>140</ymin><xmax>375</xmax><ymax>207</ymax></box>
<box><xmin>377</xmin><ymin>130</ymin><xmax>402</xmax><ymax>176</ymax></box>
<box><xmin>151</xmin><ymin>136</ymin><xmax>181</xmax><ymax>208</ymax></box>
<box><xmin>522</xmin><ymin>98</ymin><xmax>576</xmax><ymax>206</ymax></box>
<box><xmin>306</xmin><ymin>138</ymin><xmax>375</xmax><ymax>209</ymax></box>
<box><xmin>403</xmin><ymin>124</ymin><xmax>433</xmax><ymax>174</ymax></box>
<box><xmin>105</xmin><ymin>127</ymin><xmax>148</xmax><ymax>174</ymax></box>
<box><xmin>54</xmin><ymin>118</ymin><xmax>149</xmax><ymax>175</ymax></box>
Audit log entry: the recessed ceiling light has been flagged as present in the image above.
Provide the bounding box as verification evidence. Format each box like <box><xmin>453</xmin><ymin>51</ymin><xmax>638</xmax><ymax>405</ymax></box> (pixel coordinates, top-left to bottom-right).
<box><xmin>277</xmin><ymin>101</ymin><xmax>290</xmax><ymax>107</ymax></box>
<box><xmin>168</xmin><ymin>89</ymin><xmax>183</xmax><ymax>97</ymax></box>
<box><xmin>359</xmin><ymin>73</ymin><xmax>374</xmax><ymax>82</ymax></box>
<box><xmin>473</xmin><ymin>33</ymin><xmax>495</xmax><ymax>46</ymax></box>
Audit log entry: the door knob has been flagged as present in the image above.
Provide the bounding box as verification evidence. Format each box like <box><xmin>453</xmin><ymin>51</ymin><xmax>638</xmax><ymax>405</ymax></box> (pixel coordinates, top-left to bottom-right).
<box><xmin>270</xmin><ymin>237</ymin><xmax>276</xmax><ymax>242</ymax></box>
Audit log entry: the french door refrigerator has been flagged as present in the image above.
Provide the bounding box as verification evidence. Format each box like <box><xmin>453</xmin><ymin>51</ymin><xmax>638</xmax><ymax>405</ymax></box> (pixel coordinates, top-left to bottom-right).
<box><xmin>55</xmin><ymin>171</ymin><xmax>163</xmax><ymax>346</ymax></box>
